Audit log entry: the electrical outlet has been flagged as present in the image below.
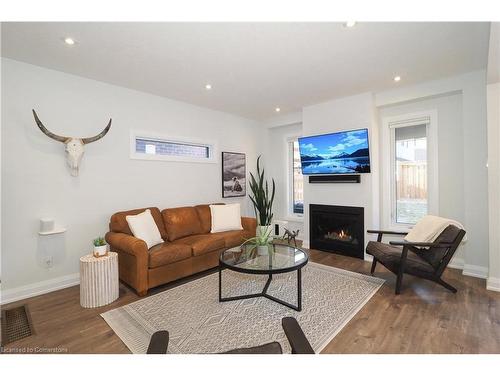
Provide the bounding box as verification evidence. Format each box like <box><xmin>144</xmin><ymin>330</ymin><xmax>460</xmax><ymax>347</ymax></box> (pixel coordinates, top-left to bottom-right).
<box><xmin>45</xmin><ymin>256</ymin><xmax>53</xmax><ymax>268</ymax></box>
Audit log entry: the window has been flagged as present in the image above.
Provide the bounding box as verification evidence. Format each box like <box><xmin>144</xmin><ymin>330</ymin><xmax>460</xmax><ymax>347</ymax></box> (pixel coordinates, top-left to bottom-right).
<box><xmin>289</xmin><ymin>139</ymin><xmax>304</xmax><ymax>215</ymax></box>
<box><xmin>391</xmin><ymin>121</ymin><xmax>429</xmax><ymax>225</ymax></box>
<box><xmin>130</xmin><ymin>132</ymin><xmax>216</xmax><ymax>163</ymax></box>
<box><xmin>381</xmin><ymin>111</ymin><xmax>438</xmax><ymax>230</ymax></box>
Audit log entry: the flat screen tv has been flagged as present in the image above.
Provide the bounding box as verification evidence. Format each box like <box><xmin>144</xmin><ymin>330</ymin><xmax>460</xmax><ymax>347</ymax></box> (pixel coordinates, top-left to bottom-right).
<box><xmin>298</xmin><ymin>128</ymin><xmax>370</xmax><ymax>175</ymax></box>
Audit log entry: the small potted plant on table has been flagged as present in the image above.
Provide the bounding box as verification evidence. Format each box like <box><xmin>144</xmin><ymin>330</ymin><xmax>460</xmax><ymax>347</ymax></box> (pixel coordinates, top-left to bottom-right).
<box><xmin>249</xmin><ymin>155</ymin><xmax>276</xmax><ymax>240</ymax></box>
<box><xmin>243</xmin><ymin>224</ymin><xmax>274</xmax><ymax>255</ymax></box>
<box><xmin>246</xmin><ymin>155</ymin><xmax>276</xmax><ymax>255</ymax></box>
<box><xmin>93</xmin><ymin>236</ymin><xmax>108</xmax><ymax>258</ymax></box>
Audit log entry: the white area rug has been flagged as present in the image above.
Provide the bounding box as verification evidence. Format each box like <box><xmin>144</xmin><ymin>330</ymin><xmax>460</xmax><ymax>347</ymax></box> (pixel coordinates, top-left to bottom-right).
<box><xmin>101</xmin><ymin>262</ymin><xmax>384</xmax><ymax>353</ymax></box>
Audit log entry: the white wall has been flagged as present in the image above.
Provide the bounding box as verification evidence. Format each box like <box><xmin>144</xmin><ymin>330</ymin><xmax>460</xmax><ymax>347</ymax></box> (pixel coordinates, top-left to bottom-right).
<box><xmin>299</xmin><ymin>72</ymin><xmax>489</xmax><ymax>276</ymax></box>
<box><xmin>486</xmin><ymin>22</ymin><xmax>500</xmax><ymax>291</ymax></box>
<box><xmin>0</xmin><ymin>58</ymin><xmax>493</xmax><ymax>301</ymax></box>
<box><xmin>0</xmin><ymin>31</ymin><xmax>3</xmax><ymax>290</ymax></box>
<box><xmin>487</xmin><ymin>82</ymin><xmax>500</xmax><ymax>290</ymax></box>
<box><xmin>262</xmin><ymin>111</ymin><xmax>302</xmax><ymax>129</ymax></box>
<box><xmin>301</xmin><ymin>92</ymin><xmax>379</xmax><ymax>253</ymax></box>
<box><xmin>1</xmin><ymin>58</ymin><xmax>261</xmax><ymax>302</ymax></box>
<box><xmin>376</xmin><ymin>71</ymin><xmax>490</xmax><ymax>277</ymax></box>
<box><xmin>378</xmin><ymin>93</ymin><xmax>465</xmax><ymax>262</ymax></box>
<box><xmin>265</xmin><ymin>122</ymin><xmax>304</xmax><ymax>238</ymax></box>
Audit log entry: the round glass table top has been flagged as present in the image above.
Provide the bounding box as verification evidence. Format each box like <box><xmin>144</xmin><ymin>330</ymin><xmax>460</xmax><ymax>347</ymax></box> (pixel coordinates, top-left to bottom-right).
<box><xmin>220</xmin><ymin>242</ymin><xmax>308</xmax><ymax>274</ymax></box>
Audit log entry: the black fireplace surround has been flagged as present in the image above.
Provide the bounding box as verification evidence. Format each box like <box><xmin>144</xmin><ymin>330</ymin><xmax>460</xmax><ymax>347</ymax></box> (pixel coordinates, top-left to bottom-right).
<box><xmin>309</xmin><ymin>204</ymin><xmax>364</xmax><ymax>259</ymax></box>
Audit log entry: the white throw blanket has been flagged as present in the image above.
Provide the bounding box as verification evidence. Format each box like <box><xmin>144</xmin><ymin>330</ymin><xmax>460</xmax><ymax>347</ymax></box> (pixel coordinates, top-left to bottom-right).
<box><xmin>405</xmin><ymin>215</ymin><xmax>467</xmax><ymax>244</ymax></box>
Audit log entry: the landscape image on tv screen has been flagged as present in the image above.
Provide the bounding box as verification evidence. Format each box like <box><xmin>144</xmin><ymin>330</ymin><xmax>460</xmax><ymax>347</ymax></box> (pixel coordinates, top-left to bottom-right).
<box><xmin>298</xmin><ymin>129</ymin><xmax>370</xmax><ymax>175</ymax></box>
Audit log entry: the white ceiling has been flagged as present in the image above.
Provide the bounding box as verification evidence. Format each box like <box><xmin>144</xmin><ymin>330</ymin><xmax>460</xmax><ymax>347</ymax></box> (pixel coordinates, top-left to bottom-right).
<box><xmin>1</xmin><ymin>22</ymin><xmax>491</xmax><ymax>120</ymax></box>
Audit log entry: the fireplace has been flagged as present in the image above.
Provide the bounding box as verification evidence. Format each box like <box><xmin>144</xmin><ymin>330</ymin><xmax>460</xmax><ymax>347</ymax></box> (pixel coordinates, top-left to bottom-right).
<box><xmin>309</xmin><ymin>204</ymin><xmax>364</xmax><ymax>259</ymax></box>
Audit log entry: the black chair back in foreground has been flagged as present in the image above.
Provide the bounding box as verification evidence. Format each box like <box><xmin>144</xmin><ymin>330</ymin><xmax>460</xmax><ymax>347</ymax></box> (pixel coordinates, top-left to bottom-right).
<box><xmin>146</xmin><ymin>317</ymin><xmax>314</xmax><ymax>354</ymax></box>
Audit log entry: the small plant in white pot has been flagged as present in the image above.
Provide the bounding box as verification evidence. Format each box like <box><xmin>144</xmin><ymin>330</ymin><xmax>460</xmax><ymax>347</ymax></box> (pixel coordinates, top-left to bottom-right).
<box><xmin>93</xmin><ymin>236</ymin><xmax>108</xmax><ymax>258</ymax></box>
<box><xmin>242</xmin><ymin>225</ymin><xmax>274</xmax><ymax>255</ymax></box>
<box><xmin>249</xmin><ymin>155</ymin><xmax>276</xmax><ymax>251</ymax></box>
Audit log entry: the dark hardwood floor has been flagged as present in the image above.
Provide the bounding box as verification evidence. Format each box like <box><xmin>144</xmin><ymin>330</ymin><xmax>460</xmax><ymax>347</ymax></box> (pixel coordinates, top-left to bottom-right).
<box><xmin>2</xmin><ymin>249</ymin><xmax>500</xmax><ymax>354</ymax></box>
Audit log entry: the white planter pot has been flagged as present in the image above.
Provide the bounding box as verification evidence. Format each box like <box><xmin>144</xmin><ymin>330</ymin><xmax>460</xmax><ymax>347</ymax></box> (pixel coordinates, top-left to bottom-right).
<box><xmin>93</xmin><ymin>244</ymin><xmax>108</xmax><ymax>258</ymax></box>
<box><xmin>257</xmin><ymin>245</ymin><xmax>269</xmax><ymax>256</ymax></box>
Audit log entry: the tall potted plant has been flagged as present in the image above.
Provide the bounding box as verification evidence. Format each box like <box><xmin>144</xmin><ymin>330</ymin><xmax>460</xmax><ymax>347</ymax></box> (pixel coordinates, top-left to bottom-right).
<box><xmin>249</xmin><ymin>156</ymin><xmax>276</xmax><ymax>241</ymax></box>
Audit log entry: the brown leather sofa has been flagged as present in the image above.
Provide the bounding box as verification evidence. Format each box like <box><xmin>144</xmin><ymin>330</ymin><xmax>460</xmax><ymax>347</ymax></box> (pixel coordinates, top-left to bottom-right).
<box><xmin>105</xmin><ymin>204</ymin><xmax>256</xmax><ymax>296</ymax></box>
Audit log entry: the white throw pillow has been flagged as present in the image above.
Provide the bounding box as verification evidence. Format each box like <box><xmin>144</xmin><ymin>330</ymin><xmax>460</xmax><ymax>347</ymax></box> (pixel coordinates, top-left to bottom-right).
<box><xmin>210</xmin><ymin>203</ymin><xmax>243</xmax><ymax>233</ymax></box>
<box><xmin>126</xmin><ymin>209</ymin><xmax>164</xmax><ymax>249</ymax></box>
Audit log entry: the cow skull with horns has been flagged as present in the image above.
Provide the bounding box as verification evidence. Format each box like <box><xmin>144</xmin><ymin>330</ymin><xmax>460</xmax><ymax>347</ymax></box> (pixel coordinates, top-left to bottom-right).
<box><xmin>32</xmin><ymin>109</ymin><xmax>112</xmax><ymax>177</ymax></box>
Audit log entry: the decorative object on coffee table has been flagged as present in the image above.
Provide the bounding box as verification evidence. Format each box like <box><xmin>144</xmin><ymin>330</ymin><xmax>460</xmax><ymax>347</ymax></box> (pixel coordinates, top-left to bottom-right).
<box><xmin>222</xmin><ymin>152</ymin><xmax>246</xmax><ymax>198</ymax></box>
<box><xmin>219</xmin><ymin>243</ymin><xmax>308</xmax><ymax>311</ymax></box>
<box><xmin>80</xmin><ymin>252</ymin><xmax>119</xmax><ymax>308</ymax></box>
<box><xmin>282</xmin><ymin>228</ymin><xmax>299</xmax><ymax>248</ymax></box>
<box><xmin>241</xmin><ymin>223</ymin><xmax>274</xmax><ymax>255</ymax></box>
<box><xmin>93</xmin><ymin>236</ymin><xmax>108</xmax><ymax>257</ymax></box>
<box><xmin>249</xmin><ymin>155</ymin><xmax>276</xmax><ymax>240</ymax></box>
<box><xmin>272</xmin><ymin>237</ymin><xmax>304</xmax><ymax>248</ymax></box>
<box><xmin>273</xmin><ymin>219</ymin><xmax>288</xmax><ymax>237</ymax></box>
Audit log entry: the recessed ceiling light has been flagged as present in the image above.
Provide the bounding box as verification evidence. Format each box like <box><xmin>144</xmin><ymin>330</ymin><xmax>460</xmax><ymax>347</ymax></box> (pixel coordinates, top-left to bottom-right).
<box><xmin>64</xmin><ymin>37</ymin><xmax>75</xmax><ymax>45</ymax></box>
<box><xmin>394</xmin><ymin>76</ymin><xmax>401</xmax><ymax>82</ymax></box>
<box><xmin>275</xmin><ymin>107</ymin><xmax>281</xmax><ymax>113</ymax></box>
<box><xmin>205</xmin><ymin>84</ymin><xmax>212</xmax><ymax>90</ymax></box>
<box><xmin>344</xmin><ymin>21</ymin><xmax>357</xmax><ymax>28</ymax></box>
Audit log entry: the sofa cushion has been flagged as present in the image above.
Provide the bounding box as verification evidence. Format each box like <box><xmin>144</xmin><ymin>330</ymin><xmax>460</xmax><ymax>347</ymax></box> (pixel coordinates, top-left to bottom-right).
<box><xmin>195</xmin><ymin>203</ymin><xmax>224</xmax><ymax>234</ymax></box>
<box><xmin>214</xmin><ymin>230</ymin><xmax>252</xmax><ymax>248</ymax></box>
<box><xmin>162</xmin><ymin>206</ymin><xmax>203</xmax><ymax>241</ymax></box>
<box><xmin>110</xmin><ymin>207</ymin><xmax>168</xmax><ymax>240</ymax></box>
<box><xmin>174</xmin><ymin>234</ymin><xmax>225</xmax><ymax>257</ymax></box>
<box><xmin>148</xmin><ymin>242</ymin><xmax>192</xmax><ymax>268</ymax></box>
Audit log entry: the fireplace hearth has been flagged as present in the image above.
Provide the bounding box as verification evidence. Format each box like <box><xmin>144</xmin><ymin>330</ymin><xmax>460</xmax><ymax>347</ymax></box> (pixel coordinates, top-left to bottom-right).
<box><xmin>310</xmin><ymin>204</ymin><xmax>364</xmax><ymax>259</ymax></box>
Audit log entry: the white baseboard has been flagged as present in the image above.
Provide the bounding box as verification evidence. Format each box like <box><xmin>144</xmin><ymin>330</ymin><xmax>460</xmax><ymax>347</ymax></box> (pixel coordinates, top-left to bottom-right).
<box><xmin>447</xmin><ymin>257</ymin><xmax>488</xmax><ymax>279</ymax></box>
<box><xmin>462</xmin><ymin>264</ymin><xmax>489</xmax><ymax>279</ymax></box>
<box><xmin>487</xmin><ymin>277</ymin><xmax>500</xmax><ymax>292</ymax></box>
<box><xmin>302</xmin><ymin>240</ymin><xmax>310</xmax><ymax>249</ymax></box>
<box><xmin>0</xmin><ymin>273</ymin><xmax>80</xmax><ymax>305</ymax></box>
<box><xmin>448</xmin><ymin>257</ymin><xmax>465</xmax><ymax>270</ymax></box>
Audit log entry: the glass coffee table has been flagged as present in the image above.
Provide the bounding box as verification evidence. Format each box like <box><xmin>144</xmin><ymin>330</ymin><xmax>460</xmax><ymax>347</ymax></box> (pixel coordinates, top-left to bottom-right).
<box><xmin>219</xmin><ymin>243</ymin><xmax>308</xmax><ymax>311</ymax></box>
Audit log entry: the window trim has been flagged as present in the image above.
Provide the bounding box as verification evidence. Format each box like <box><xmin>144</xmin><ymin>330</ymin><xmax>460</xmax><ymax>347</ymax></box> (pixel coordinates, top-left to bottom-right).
<box><xmin>286</xmin><ymin>135</ymin><xmax>304</xmax><ymax>221</ymax></box>
<box><xmin>381</xmin><ymin>110</ymin><xmax>439</xmax><ymax>230</ymax></box>
<box><xmin>130</xmin><ymin>131</ymin><xmax>218</xmax><ymax>164</ymax></box>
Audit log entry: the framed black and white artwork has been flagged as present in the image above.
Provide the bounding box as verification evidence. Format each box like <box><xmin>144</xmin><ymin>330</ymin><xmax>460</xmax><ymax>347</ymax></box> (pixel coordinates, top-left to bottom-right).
<box><xmin>222</xmin><ymin>152</ymin><xmax>246</xmax><ymax>198</ymax></box>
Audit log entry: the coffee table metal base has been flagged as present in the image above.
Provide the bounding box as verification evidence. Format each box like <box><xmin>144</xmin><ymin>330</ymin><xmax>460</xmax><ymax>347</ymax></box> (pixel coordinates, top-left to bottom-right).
<box><xmin>218</xmin><ymin>267</ymin><xmax>302</xmax><ymax>311</ymax></box>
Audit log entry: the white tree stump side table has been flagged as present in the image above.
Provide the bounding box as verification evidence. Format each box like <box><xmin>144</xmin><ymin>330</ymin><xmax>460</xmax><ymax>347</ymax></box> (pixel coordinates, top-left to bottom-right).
<box><xmin>80</xmin><ymin>252</ymin><xmax>119</xmax><ymax>308</ymax></box>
